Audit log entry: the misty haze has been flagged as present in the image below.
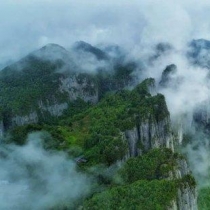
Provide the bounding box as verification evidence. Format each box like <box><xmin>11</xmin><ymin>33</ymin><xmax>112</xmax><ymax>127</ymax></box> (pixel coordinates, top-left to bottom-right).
<box><xmin>1</xmin><ymin>0</ymin><xmax>210</xmax><ymax>209</ymax></box>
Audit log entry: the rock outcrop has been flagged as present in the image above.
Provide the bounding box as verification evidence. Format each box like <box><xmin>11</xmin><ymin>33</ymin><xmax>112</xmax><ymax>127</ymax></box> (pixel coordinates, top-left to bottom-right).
<box><xmin>159</xmin><ymin>64</ymin><xmax>177</xmax><ymax>88</ymax></box>
<box><xmin>59</xmin><ymin>75</ymin><xmax>98</xmax><ymax>103</ymax></box>
<box><xmin>10</xmin><ymin>101</ymin><xmax>69</xmax><ymax>127</ymax></box>
<box><xmin>125</xmin><ymin>116</ymin><xmax>174</xmax><ymax>157</ymax></box>
<box><xmin>38</xmin><ymin>101</ymin><xmax>68</xmax><ymax>117</ymax></box>
<box><xmin>168</xmin><ymin>159</ymin><xmax>197</xmax><ymax>210</ymax></box>
<box><xmin>124</xmin><ymin>98</ymin><xmax>197</xmax><ymax>210</ymax></box>
<box><xmin>12</xmin><ymin>112</ymin><xmax>38</xmax><ymax>127</ymax></box>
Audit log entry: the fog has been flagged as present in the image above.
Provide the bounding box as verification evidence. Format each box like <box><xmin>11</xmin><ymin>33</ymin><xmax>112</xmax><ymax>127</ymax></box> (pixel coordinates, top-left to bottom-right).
<box><xmin>0</xmin><ymin>132</ymin><xmax>91</xmax><ymax>209</ymax></box>
<box><xmin>2</xmin><ymin>0</ymin><xmax>210</xmax><ymax>201</ymax></box>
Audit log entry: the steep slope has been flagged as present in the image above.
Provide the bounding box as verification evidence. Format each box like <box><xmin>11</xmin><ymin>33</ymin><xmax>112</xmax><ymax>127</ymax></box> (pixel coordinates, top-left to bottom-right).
<box><xmin>72</xmin><ymin>41</ymin><xmax>109</xmax><ymax>61</ymax></box>
<box><xmin>7</xmin><ymin>78</ymin><xmax>197</xmax><ymax>209</ymax></box>
<box><xmin>75</xmin><ymin>79</ymin><xmax>197</xmax><ymax>210</ymax></box>
<box><xmin>0</xmin><ymin>55</ymin><xmax>97</xmax><ymax>128</ymax></box>
<box><xmin>84</xmin><ymin>149</ymin><xmax>197</xmax><ymax>210</ymax></box>
<box><xmin>0</xmin><ymin>42</ymin><xmax>200</xmax><ymax>209</ymax></box>
<box><xmin>0</xmin><ymin>42</ymin><xmax>136</xmax><ymax>131</ymax></box>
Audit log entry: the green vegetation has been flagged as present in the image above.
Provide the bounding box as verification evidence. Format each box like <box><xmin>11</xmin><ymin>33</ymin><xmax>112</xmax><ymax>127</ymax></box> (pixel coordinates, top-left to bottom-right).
<box><xmin>0</xmin><ymin>43</ymin><xmax>200</xmax><ymax>209</ymax></box>
<box><xmin>84</xmin><ymin>179</ymin><xmax>177</xmax><ymax>210</ymax></box>
<box><xmin>3</xmin><ymin>75</ymin><xmax>196</xmax><ymax>209</ymax></box>
<box><xmin>198</xmin><ymin>187</ymin><xmax>210</xmax><ymax>210</ymax></box>
<box><xmin>0</xmin><ymin>55</ymin><xmax>99</xmax><ymax>121</ymax></box>
<box><xmin>0</xmin><ymin>48</ymin><xmax>136</xmax><ymax>120</ymax></box>
<box><xmin>0</xmin><ymin>56</ymin><xmax>68</xmax><ymax>115</ymax></box>
<box><xmin>97</xmin><ymin>62</ymin><xmax>135</xmax><ymax>99</ymax></box>
<box><xmin>119</xmin><ymin>148</ymin><xmax>177</xmax><ymax>183</ymax></box>
<box><xmin>8</xmin><ymin>78</ymin><xmax>170</xmax><ymax>167</ymax></box>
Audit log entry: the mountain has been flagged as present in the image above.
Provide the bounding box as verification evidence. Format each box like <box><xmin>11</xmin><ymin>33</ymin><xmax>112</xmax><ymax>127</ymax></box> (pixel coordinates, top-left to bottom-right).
<box><xmin>0</xmin><ymin>44</ymin><xmax>98</xmax><ymax>128</ymax></box>
<box><xmin>72</xmin><ymin>41</ymin><xmax>109</xmax><ymax>60</ymax></box>
<box><xmin>0</xmin><ymin>41</ymin><xmax>201</xmax><ymax>209</ymax></box>
<box><xmin>0</xmin><ymin>42</ymin><xmax>136</xmax><ymax>131</ymax></box>
<box><xmin>7</xmin><ymin>78</ymin><xmax>197</xmax><ymax>209</ymax></box>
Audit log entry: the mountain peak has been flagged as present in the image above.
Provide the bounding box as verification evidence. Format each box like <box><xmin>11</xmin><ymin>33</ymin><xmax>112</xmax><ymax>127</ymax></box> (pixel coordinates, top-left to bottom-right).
<box><xmin>72</xmin><ymin>41</ymin><xmax>109</xmax><ymax>60</ymax></box>
<box><xmin>28</xmin><ymin>43</ymin><xmax>72</xmax><ymax>63</ymax></box>
<box><xmin>40</xmin><ymin>43</ymin><xmax>67</xmax><ymax>52</ymax></box>
<box><xmin>73</xmin><ymin>41</ymin><xmax>93</xmax><ymax>50</ymax></box>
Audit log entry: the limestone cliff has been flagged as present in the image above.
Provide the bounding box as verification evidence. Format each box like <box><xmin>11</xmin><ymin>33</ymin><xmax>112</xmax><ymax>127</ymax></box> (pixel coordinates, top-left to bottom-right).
<box><xmin>0</xmin><ymin>43</ymin><xmax>136</xmax><ymax>131</ymax></box>
<box><xmin>59</xmin><ymin>75</ymin><xmax>98</xmax><ymax>103</ymax></box>
<box><xmin>12</xmin><ymin>112</ymin><xmax>38</xmax><ymax>127</ymax></box>
<box><xmin>123</xmin><ymin>100</ymin><xmax>197</xmax><ymax>210</ymax></box>
<box><xmin>168</xmin><ymin>159</ymin><xmax>197</xmax><ymax>210</ymax></box>
<box><xmin>125</xmin><ymin>114</ymin><xmax>174</xmax><ymax>157</ymax></box>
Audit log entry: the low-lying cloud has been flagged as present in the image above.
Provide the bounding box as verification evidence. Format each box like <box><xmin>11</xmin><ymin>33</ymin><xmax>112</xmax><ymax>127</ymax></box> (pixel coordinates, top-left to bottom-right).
<box><xmin>0</xmin><ymin>132</ymin><xmax>90</xmax><ymax>209</ymax></box>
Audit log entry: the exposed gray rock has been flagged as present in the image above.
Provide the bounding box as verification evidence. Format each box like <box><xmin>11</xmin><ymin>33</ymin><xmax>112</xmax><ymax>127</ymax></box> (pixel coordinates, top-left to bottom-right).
<box><xmin>125</xmin><ymin>116</ymin><xmax>174</xmax><ymax>157</ymax></box>
<box><xmin>175</xmin><ymin>159</ymin><xmax>191</xmax><ymax>179</ymax></box>
<box><xmin>176</xmin><ymin>185</ymin><xmax>197</xmax><ymax>210</ymax></box>
<box><xmin>12</xmin><ymin>112</ymin><xmax>38</xmax><ymax>126</ymax></box>
<box><xmin>124</xmin><ymin>114</ymin><xmax>197</xmax><ymax>210</ymax></box>
<box><xmin>125</xmin><ymin>127</ymin><xmax>139</xmax><ymax>157</ymax></box>
<box><xmin>168</xmin><ymin>182</ymin><xmax>197</xmax><ymax>210</ymax></box>
<box><xmin>167</xmin><ymin>159</ymin><xmax>197</xmax><ymax>210</ymax></box>
<box><xmin>59</xmin><ymin>75</ymin><xmax>98</xmax><ymax>103</ymax></box>
<box><xmin>38</xmin><ymin>101</ymin><xmax>68</xmax><ymax>116</ymax></box>
<box><xmin>11</xmin><ymin>101</ymin><xmax>69</xmax><ymax>127</ymax></box>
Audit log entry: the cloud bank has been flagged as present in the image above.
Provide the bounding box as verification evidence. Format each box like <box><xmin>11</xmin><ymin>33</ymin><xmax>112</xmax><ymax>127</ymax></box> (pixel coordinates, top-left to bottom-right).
<box><xmin>1</xmin><ymin>0</ymin><xmax>210</xmax><ymax>64</ymax></box>
<box><xmin>0</xmin><ymin>132</ymin><xmax>90</xmax><ymax>209</ymax></box>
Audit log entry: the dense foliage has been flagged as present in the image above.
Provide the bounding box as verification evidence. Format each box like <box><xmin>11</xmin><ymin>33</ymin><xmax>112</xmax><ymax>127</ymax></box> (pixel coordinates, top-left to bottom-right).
<box><xmin>8</xmin><ymin>78</ymin><xmax>169</xmax><ymax>167</ymax></box>
<box><xmin>83</xmin><ymin>148</ymin><xmax>195</xmax><ymax>210</ymax></box>
<box><xmin>198</xmin><ymin>187</ymin><xmax>210</xmax><ymax>210</ymax></box>
<box><xmin>84</xmin><ymin>179</ymin><xmax>177</xmax><ymax>210</ymax></box>
<box><xmin>0</xmin><ymin>56</ymin><xmax>68</xmax><ymax>115</ymax></box>
<box><xmin>119</xmin><ymin>148</ymin><xmax>177</xmax><ymax>183</ymax></box>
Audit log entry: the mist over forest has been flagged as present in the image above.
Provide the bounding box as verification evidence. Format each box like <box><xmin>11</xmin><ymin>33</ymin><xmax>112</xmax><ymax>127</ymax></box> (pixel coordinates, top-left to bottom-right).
<box><xmin>1</xmin><ymin>0</ymin><xmax>210</xmax><ymax>209</ymax></box>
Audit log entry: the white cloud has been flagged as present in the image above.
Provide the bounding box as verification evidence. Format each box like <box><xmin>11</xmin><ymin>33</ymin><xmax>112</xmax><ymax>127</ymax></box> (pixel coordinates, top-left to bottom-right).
<box><xmin>0</xmin><ymin>132</ymin><xmax>91</xmax><ymax>209</ymax></box>
<box><xmin>1</xmin><ymin>0</ymin><xmax>210</xmax><ymax>64</ymax></box>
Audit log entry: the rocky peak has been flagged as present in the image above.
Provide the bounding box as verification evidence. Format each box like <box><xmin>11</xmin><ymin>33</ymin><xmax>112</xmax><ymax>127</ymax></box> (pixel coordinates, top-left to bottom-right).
<box><xmin>159</xmin><ymin>64</ymin><xmax>178</xmax><ymax>88</ymax></box>
<box><xmin>72</xmin><ymin>41</ymin><xmax>109</xmax><ymax>60</ymax></box>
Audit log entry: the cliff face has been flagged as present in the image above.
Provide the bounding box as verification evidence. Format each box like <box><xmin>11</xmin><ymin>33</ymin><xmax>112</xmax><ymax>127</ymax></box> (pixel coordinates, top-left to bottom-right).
<box><xmin>168</xmin><ymin>159</ymin><xmax>197</xmax><ymax>210</ymax></box>
<box><xmin>125</xmin><ymin>117</ymin><xmax>174</xmax><ymax>157</ymax></box>
<box><xmin>38</xmin><ymin>101</ymin><xmax>68</xmax><ymax>117</ymax></box>
<box><xmin>11</xmin><ymin>102</ymin><xmax>69</xmax><ymax>127</ymax></box>
<box><xmin>0</xmin><ymin>43</ymin><xmax>136</xmax><ymax>132</ymax></box>
<box><xmin>124</xmin><ymin>104</ymin><xmax>197</xmax><ymax>210</ymax></box>
<box><xmin>59</xmin><ymin>75</ymin><xmax>98</xmax><ymax>103</ymax></box>
<box><xmin>12</xmin><ymin>112</ymin><xmax>38</xmax><ymax>127</ymax></box>
<box><xmin>176</xmin><ymin>184</ymin><xmax>197</xmax><ymax>210</ymax></box>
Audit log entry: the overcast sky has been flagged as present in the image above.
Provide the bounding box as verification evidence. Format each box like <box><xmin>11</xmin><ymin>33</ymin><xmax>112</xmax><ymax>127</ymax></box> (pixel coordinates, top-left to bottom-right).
<box><xmin>1</xmin><ymin>0</ymin><xmax>210</xmax><ymax>63</ymax></box>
